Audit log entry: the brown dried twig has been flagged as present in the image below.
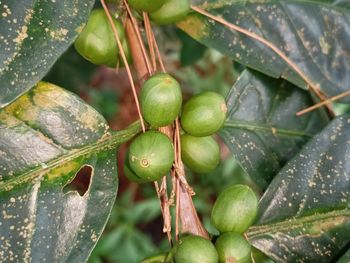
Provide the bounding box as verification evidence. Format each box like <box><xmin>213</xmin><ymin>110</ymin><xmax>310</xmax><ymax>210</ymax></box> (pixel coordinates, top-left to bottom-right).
<box><xmin>101</xmin><ymin>0</ymin><xmax>146</xmax><ymax>132</ymax></box>
<box><xmin>297</xmin><ymin>89</ymin><xmax>350</xmax><ymax>116</ymax></box>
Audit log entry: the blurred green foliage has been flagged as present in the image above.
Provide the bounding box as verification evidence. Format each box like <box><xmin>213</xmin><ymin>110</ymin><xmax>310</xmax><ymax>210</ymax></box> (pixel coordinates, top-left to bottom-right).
<box><xmin>88</xmin><ymin>192</ymin><xmax>167</xmax><ymax>263</ymax></box>
<box><xmin>44</xmin><ymin>47</ymin><xmax>119</xmax><ymax>121</ymax></box>
<box><xmin>44</xmin><ymin>47</ymin><xmax>97</xmax><ymax>94</ymax></box>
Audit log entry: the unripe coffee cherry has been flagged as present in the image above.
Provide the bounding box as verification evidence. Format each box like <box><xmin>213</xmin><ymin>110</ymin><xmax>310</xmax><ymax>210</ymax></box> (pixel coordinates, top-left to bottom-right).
<box><xmin>128</xmin><ymin>0</ymin><xmax>166</xmax><ymax>13</ymax></box>
<box><xmin>150</xmin><ymin>0</ymin><xmax>190</xmax><ymax>25</ymax></box>
<box><xmin>74</xmin><ymin>9</ymin><xmax>124</xmax><ymax>67</ymax></box>
<box><xmin>124</xmin><ymin>151</ymin><xmax>148</xmax><ymax>184</ymax></box>
<box><xmin>173</xmin><ymin>235</ymin><xmax>218</xmax><ymax>263</ymax></box>
<box><xmin>181</xmin><ymin>134</ymin><xmax>220</xmax><ymax>174</ymax></box>
<box><xmin>181</xmin><ymin>91</ymin><xmax>227</xmax><ymax>137</ymax></box>
<box><xmin>215</xmin><ymin>232</ymin><xmax>252</xmax><ymax>263</ymax></box>
<box><xmin>141</xmin><ymin>73</ymin><xmax>182</xmax><ymax>128</ymax></box>
<box><xmin>211</xmin><ymin>184</ymin><xmax>258</xmax><ymax>233</ymax></box>
<box><xmin>129</xmin><ymin>131</ymin><xmax>174</xmax><ymax>181</ymax></box>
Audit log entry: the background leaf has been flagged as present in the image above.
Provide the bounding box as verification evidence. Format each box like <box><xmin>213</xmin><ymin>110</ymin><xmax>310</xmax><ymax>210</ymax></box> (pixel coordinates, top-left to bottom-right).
<box><xmin>0</xmin><ymin>82</ymin><xmax>140</xmax><ymax>262</ymax></box>
<box><xmin>337</xmin><ymin>249</ymin><xmax>350</xmax><ymax>263</ymax></box>
<box><xmin>0</xmin><ymin>0</ymin><xmax>95</xmax><ymax>108</ymax></box>
<box><xmin>247</xmin><ymin>115</ymin><xmax>350</xmax><ymax>262</ymax></box>
<box><xmin>178</xmin><ymin>0</ymin><xmax>350</xmax><ymax>101</ymax></box>
<box><xmin>176</xmin><ymin>30</ymin><xmax>207</xmax><ymax>66</ymax></box>
<box><xmin>220</xmin><ymin>69</ymin><xmax>329</xmax><ymax>189</ymax></box>
<box><xmin>43</xmin><ymin>46</ymin><xmax>97</xmax><ymax>94</ymax></box>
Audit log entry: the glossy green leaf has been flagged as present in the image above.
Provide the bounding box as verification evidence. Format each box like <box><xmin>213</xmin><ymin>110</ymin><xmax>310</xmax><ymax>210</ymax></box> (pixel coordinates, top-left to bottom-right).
<box><xmin>0</xmin><ymin>0</ymin><xmax>95</xmax><ymax>108</ymax></box>
<box><xmin>178</xmin><ymin>0</ymin><xmax>350</xmax><ymax>102</ymax></box>
<box><xmin>0</xmin><ymin>82</ymin><xmax>140</xmax><ymax>262</ymax></box>
<box><xmin>219</xmin><ymin>69</ymin><xmax>329</xmax><ymax>189</ymax></box>
<box><xmin>247</xmin><ymin>115</ymin><xmax>350</xmax><ymax>262</ymax></box>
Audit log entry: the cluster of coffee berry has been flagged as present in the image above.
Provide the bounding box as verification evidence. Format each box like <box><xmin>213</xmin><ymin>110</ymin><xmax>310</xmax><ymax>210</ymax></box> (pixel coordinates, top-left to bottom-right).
<box><xmin>143</xmin><ymin>184</ymin><xmax>259</xmax><ymax>263</ymax></box>
<box><xmin>74</xmin><ymin>0</ymin><xmax>190</xmax><ymax>68</ymax></box>
<box><xmin>124</xmin><ymin>73</ymin><xmax>227</xmax><ymax>183</ymax></box>
<box><xmin>128</xmin><ymin>0</ymin><xmax>190</xmax><ymax>25</ymax></box>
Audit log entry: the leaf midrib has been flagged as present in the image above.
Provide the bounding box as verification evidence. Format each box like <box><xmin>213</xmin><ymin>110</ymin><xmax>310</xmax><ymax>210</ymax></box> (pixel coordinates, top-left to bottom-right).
<box><xmin>224</xmin><ymin>120</ymin><xmax>312</xmax><ymax>138</ymax></box>
<box><xmin>247</xmin><ymin>208</ymin><xmax>350</xmax><ymax>238</ymax></box>
<box><xmin>0</xmin><ymin>122</ymin><xmax>141</xmax><ymax>192</ymax></box>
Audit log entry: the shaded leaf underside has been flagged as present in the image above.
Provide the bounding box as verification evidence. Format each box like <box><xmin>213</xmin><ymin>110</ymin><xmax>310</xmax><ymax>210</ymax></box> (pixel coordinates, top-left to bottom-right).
<box><xmin>0</xmin><ymin>82</ymin><xmax>140</xmax><ymax>262</ymax></box>
<box><xmin>0</xmin><ymin>0</ymin><xmax>95</xmax><ymax>108</ymax></box>
<box><xmin>248</xmin><ymin>115</ymin><xmax>350</xmax><ymax>262</ymax></box>
<box><xmin>178</xmin><ymin>0</ymin><xmax>350</xmax><ymax>102</ymax></box>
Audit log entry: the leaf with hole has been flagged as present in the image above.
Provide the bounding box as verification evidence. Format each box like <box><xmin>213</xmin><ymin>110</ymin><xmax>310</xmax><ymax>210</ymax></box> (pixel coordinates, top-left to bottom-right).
<box><xmin>178</xmin><ymin>0</ymin><xmax>350</xmax><ymax>102</ymax></box>
<box><xmin>0</xmin><ymin>0</ymin><xmax>95</xmax><ymax>108</ymax></box>
<box><xmin>220</xmin><ymin>69</ymin><xmax>330</xmax><ymax>189</ymax></box>
<box><xmin>0</xmin><ymin>82</ymin><xmax>140</xmax><ymax>262</ymax></box>
<box><xmin>247</xmin><ymin>115</ymin><xmax>350</xmax><ymax>262</ymax></box>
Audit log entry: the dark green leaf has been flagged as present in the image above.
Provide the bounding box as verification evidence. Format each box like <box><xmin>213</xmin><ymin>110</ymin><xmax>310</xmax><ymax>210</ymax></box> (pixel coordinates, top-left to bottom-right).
<box><xmin>0</xmin><ymin>0</ymin><xmax>95</xmax><ymax>108</ymax></box>
<box><xmin>178</xmin><ymin>0</ymin><xmax>350</xmax><ymax>101</ymax></box>
<box><xmin>220</xmin><ymin>69</ymin><xmax>329</xmax><ymax>189</ymax></box>
<box><xmin>247</xmin><ymin>115</ymin><xmax>350</xmax><ymax>262</ymax></box>
<box><xmin>177</xmin><ymin>30</ymin><xmax>207</xmax><ymax>66</ymax></box>
<box><xmin>43</xmin><ymin>47</ymin><xmax>97</xmax><ymax>94</ymax></box>
<box><xmin>337</xmin><ymin>248</ymin><xmax>350</xmax><ymax>263</ymax></box>
<box><xmin>0</xmin><ymin>82</ymin><xmax>140</xmax><ymax>262</ymax></box>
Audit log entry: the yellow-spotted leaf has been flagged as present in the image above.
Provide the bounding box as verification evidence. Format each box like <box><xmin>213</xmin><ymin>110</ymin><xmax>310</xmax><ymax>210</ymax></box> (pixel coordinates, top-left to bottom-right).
<box><xmin>0</xmin><ymin>0</ymin><xmax>95</xmax><ymax>108</ymax></box>
<box><xmin>247</xmin><ymin>115</ymin><xmax>350</xmax><ymax>262</ymax></box>
<box><xmin>0</xmin><ymin>82</ymin><xmax>140</xmax><ymax>262</ymax></box>
<box><xmin>179</xmin><ymin>0</ymin><xmax>350</xmax><ymax>102</ymax></box>
<box><xmin>220</xmin><ymin>69</ymin><xmax>330</xmax><ymax>189</ymax></box>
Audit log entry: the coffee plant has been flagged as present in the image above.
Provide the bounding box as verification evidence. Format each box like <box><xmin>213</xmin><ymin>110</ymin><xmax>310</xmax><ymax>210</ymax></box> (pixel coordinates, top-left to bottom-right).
<box><xmin>0</xmin><ymin>0</ymin><xmax>349</xmax><ymax>262</ymax></box>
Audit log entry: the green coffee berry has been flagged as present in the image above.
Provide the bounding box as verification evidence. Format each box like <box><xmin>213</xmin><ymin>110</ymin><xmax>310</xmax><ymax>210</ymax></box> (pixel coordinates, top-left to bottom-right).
<box><xmin>181</xmin><ymin>134</ymin><xmax>220</xmax><ymax>174</ymax></box>
<box><xmin>215</xmin><ymin>232</ymin><xmax>252</xmax><ymax>263</ymax></box>
<box><xmin>124</xmin><ymin>151</ymin><xmax>148</xmax><ymax>184</ymax></box>
<box><xmin>128</xmin><ymin>0</ymin><xmax>166</xmax><ymax>13</ymax></box>
<box><xmin>173</xmin><ymin>235</ymin><xmax>218</xmax><ymax>263</ymax></box>
<box><xmin>141</xmin><ymin>73</ymin><xmax>182</xmax><ymax>128</ymax></box>
<box><xmin>211</xmin><ymin>184</ymin><xmax>258</xmax><ymax>233</ymax></box>
<box><xmin>150</xmin><ymin>0</ymin><xmax>190</xmax><ymax>25</ymax></box>
<box><xmin>74</xmin><ymin>9</ymin><xmax>124</xmax><ymax>67</ymax></box>
<box><xmin>181</xmin><ymin>91</ymin><xmax>227</xmax><ymax>137</ymax></box>
<box><xmin>129</xmin><ymin>131</ymin><xmax>174</xmax><ymax>181</ymax></box>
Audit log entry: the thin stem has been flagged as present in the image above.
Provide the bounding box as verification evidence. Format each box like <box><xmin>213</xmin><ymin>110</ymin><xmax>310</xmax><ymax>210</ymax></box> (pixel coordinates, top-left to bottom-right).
<box><xmin>191</xmin><ymin>5</ymin><xmax>334</xmax><ymax>115</ymax></box>
<box><xmin>123</xmin><ymin>0</ymin><xmax>153</xmax><ymax>74</ymax></box>
<box><xmin>151</xmin><ymin>27</ymin><xmax>166</xmax><ymax>73</ymax></box>
<box><xmin>175</xmin><ymin>176</ymin><xmax>180</xmax><ymax>241</ymax></box>
<box><xmin>143</xmin><ymin>12</ymin><xmax>166</xmax><ymax>73</ymax></box>
<box><xmin>154</xmin><ymin>181</ymin><xmax>173</xmax><ymax>244</ymax></box>
<box><xmin>161</xmin><ymin>177</ymin><xmax>173</xmax><ymax>244</ymax></box>
<box><xmin>174</xmin><ymin>118</ymin><xmax>182</xmax><ymax>241</ymax></box>
<box><xmin>143</xmin><ymin>12</ymin><xmax>157</xmax><ymax>71</ymax></box>
<box><xmin>297</xmin><ymin>89</ymin><xmax>350</xmax><ymax>116</ymax></box>
<box><xmin>101</xmin><ymin>0</ymin><xmax>146</xmax><ymax>132</ymax></box>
